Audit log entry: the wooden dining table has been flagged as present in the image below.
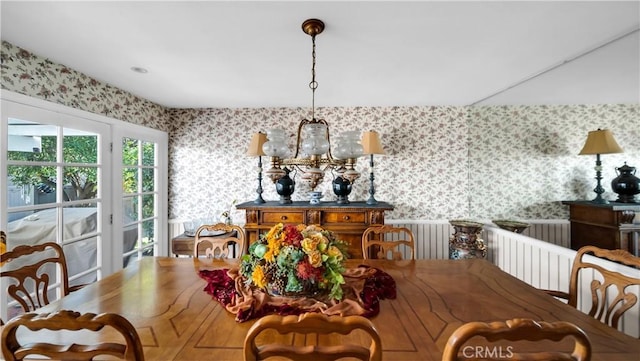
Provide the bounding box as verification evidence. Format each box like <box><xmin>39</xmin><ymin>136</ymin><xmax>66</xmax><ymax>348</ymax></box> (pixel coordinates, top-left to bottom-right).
<box><xmin>5</xmin><ymin>257</ymin><xmax>640</xmax><ymax>360</ymax></box>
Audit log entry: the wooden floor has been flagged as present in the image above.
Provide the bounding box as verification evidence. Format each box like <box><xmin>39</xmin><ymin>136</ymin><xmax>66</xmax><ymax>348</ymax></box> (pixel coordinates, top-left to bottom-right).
<box><xmin>5</xmin><ymin>257</ymin><xmax>639</xmax><ymax>360</ymax></box>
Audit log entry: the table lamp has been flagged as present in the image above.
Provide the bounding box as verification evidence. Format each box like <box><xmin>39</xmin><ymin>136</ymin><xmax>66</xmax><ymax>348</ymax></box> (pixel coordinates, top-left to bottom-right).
<box><xmin>361</xmin><ymin>131</ymin><xmax>385</xmax><ymax>205</ymax></box>
<box><xmin>247</xmin><ymin>132</ymin><xmax>268</xmax><ymax>203</ymax></box>
<box><xmin>578</xmin><ymin>129</ymin><xmax>623</xmax><ymax>204</ymax></box>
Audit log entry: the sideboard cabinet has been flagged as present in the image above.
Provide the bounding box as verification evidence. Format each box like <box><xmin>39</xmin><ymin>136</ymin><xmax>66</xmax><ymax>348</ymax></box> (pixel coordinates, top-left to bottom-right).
<box><xmin>562</xmin><ymin>201</ymin><xmax>640</xmax><ymax>256</ymax></box>
<box><xmin>236</xmin><ymin>201</ymin><xmax>394</xmax><ymax>258</ymax></box>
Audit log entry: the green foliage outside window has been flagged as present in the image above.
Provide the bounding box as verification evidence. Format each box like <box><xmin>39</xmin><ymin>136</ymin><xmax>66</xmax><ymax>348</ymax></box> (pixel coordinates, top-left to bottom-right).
<box><xmin>8</xmin><ymin>136</ymin><xmax>98</xmax><ymax>201</ymax></box>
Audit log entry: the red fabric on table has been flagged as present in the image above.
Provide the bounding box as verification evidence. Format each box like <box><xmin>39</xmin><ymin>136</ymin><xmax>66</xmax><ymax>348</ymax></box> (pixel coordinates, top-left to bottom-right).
<box><xmin>199</xmin><ymin>265</ymin><xmax>396</xmax><ymax>322</ymax></box>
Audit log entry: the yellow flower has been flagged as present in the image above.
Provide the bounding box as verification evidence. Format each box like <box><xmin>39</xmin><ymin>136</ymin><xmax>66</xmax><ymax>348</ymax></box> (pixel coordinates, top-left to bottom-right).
<box><xmin>264</xmin><ymin>248</ymin><xmax>275</xmax><ymax>263</ymax></box>
<box><xmin>308</xmin><ymin>250</ymin><xmax>323</xmax><ymax>268</ymax></box>
<box><xmin>251</xmin><ymin>265</ymin><xmax>267</xmax><ymax>288</ymax></box>
<box><xmin>302</xmin><ymin>237</ymin><xmax>320</xmax><ymax>253</ymax></box>
<box><xmin>266</xmin><ymin>223</ymin><xmax>283</xmax><ymax>240</ymax></box>
<box><xmin>265</xmin><ymin>234</ymin><xmax>283</xmax><ymax>262</ymax></box>
<box><xmin>327</xmin><ymin>246</ymin><xmax>343</xmax><ymax>261</ymax></box>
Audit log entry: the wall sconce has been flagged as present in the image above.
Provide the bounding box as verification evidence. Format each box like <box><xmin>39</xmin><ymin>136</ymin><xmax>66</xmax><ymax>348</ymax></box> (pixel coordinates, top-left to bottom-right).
<box><xmin>362</xmin><ymin>131</ymin><xmax>385</xmax><ymax>205</ymax></box>
<box><xmin>579</xmin><ymin>128</ymin><xmax>623</xmax><ymax>204</ymax></box>
<box><xmin>246</xmin><ymin>132</ymin><xmax>268</xmax><ymax>203</ymax></box>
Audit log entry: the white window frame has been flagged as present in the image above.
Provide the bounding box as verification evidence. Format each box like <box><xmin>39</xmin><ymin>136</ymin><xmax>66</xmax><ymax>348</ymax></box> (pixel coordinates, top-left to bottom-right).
<box><xmin>1</xmin><ymin>90</ymin><xmax>168</xmax><ymax>278</ymax></box>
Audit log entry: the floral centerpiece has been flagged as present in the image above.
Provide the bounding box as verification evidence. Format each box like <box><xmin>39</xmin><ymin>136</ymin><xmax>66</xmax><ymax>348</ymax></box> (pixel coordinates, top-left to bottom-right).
<box><xmin>240</xmin><ymin>223</ymin><xmax>349</xmax><ymax>301</ymax></box>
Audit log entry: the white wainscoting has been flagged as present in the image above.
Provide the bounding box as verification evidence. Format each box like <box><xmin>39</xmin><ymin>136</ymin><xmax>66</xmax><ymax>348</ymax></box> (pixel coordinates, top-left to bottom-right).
<box><xmin>387</xmin><ymin>219</ymin><xmax>640</xmax><ymax>338</ymax></box>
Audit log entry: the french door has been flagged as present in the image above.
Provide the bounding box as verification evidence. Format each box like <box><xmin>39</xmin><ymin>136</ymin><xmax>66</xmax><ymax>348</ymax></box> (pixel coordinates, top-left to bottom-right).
<box><xmin>1</xmin><ymin>91</ymin><xmax>167</xmax><ymax>320</ymax></box>
<box><xmin>112</xmin><ymin>127</ymin><xmax>168</xmax><ymax>266</ymax></box>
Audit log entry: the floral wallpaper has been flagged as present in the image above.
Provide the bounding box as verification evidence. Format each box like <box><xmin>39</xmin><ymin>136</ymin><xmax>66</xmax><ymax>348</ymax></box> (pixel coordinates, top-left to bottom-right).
<box><xmin>468</xmin><ymin>104</ymin><xmax>639</xmax><ymax>219</ymax></box>
<box><xmin>167</xmin><ymin>106</ymin><xmax>470</xmax><ymax>221</ymax></box>
<box><xmin>2</xmin><ymin>40</ymin><xmax>638</xmax><ymax>223</ymax></box>
<box><xmin>1</xmin><ymin>41</ymin><xmax>167</xmax><ymax>132</ymax></box>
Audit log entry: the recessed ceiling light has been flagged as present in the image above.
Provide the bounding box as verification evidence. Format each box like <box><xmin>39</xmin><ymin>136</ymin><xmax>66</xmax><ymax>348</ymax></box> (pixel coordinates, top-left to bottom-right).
<box><xmin>130</xmin><ymin>66</ymin><xmax>148</xmax><ymax>74</ymax></box>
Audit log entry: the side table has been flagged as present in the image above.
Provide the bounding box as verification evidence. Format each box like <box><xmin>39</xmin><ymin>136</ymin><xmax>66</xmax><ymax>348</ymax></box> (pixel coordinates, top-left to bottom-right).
<box><xmin>171</xmin><ymin>231</ymin><xmax>237</xmax><ymax>257</ymax></box>
<box><xmin>562</xmin><ymin>200</ymin><xmax>640</xmax><ymax>256</ymax></box>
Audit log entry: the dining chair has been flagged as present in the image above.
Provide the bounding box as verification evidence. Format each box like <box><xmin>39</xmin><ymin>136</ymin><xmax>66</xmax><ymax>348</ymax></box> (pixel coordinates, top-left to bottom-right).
<box><xmin>542</xmin><ymin>245</ymin><xmax>640</xmax><ymax>330</ymax></box>
<box><xmin>194</xmin><ymin>223</ymin><xmax>246</xmax><ymax>258</ymax></box>
<box><xmin>1</xmin><ymin>242</ymin><xmax>84</xmax><ymax>315</ymax></box>
<box><xmin>243</xmin><ymin>313</ymin><xmax>382</xmax><ymax>361</ymax></box>
<box><xmin>442</xmin><ymin>318</ymin><xmax>591</xmax><ymax>361</ymax></box>
<box><xmin>1</xmin><ymin>309</ymin><xmax>145</xmax><ymax>361</ymax></box>
<box><xmin>362</xmin><ymin>225</ymin><xmax>415</xmax><ymax>260</ymax></box>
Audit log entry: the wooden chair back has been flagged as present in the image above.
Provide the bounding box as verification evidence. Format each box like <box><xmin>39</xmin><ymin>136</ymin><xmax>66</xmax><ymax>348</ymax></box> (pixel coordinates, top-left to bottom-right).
<box><xmin>442</xmin><ymin>318</ymin><xmax>591</xmax><ymax>361</ymax></box>
<box><xmin>362</xmin><ymin>225</ymin><xmax>415</xmax><ymax>260</ymax></box>
<box><xmin>243</xmin><ymin>313</ymin><xmax>382</xmax><ymax>361</ymax></box>
<box><xmin>1</xmin><ymin>242</ymin><xmax>72</xmax><ymax>313</ymax></box>
<box><xmin>1</xmin><ymin>310</ymin><xmax>145</xmax><ymax>361</ymax></box>
<box><xmin>566</xmin><ymin>245</ymin><xmax>640</xmax><ymax>329</ymax></box>
<box><xmin>194</xmin><ymin>223</ymin><xmax>245</xmax><ymax>258</ymax></box>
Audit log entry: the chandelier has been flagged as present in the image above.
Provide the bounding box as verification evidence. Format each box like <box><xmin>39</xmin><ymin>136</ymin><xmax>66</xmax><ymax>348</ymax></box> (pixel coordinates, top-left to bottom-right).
<box><xmin>262</xmin><ymin>19</ymin><xmax>364</xmax><ymax>190</ymax></box>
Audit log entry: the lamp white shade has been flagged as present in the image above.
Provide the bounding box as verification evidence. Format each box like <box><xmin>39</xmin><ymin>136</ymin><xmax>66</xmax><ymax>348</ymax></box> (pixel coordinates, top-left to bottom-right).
<box><xmin>361</xmin><ymin>131</ymin><xmax>385</xmax><ymax>155</ymax></box>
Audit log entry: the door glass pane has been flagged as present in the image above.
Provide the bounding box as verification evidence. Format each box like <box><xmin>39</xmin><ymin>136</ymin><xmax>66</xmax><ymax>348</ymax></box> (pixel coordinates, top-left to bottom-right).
<box><xmin>7</xmin><ymin>165</ymin><xmax>57</xmax><ymax>206</ymax></box>
<box><xmin>142</xmin><ymin>168</ymin><xmax>154</xmax><ymax>192</ymax></box>
<box><xmin>142</xmin><ymin>194</ymin><xmax>154</xmax><ymax>219</ymax></box>
<box><xmin>123</xmin><ymin>167</ymin><xmax>138</xmax><ymax>193</ymax></box>
<box><xmin>122</xmin><ymin>137</ymin><xmax>138</xmax><ymax>166</ymax></box>
<box><xmin>122</xmin><ymin>222</ymin><xmax>139</xmax><ymax>268</ymax></box>
<box><xmin>63</xmin><ymin>240</ymin><xmax>97</xmax><ymax>286</ymax></box>
<box><xmin>122</xmin><ymin>196</ymin><xmax>138</xmax><ymax>223</ymax></box>
<box><xmin>142</xmin><ymin>141</ymin><xmax>155</xmax><ymax>166</ymax></box>
<box><xmin>6</xmin><ymin>208</ymin><xmax>57</xmax><ymax>249</ymax></box>
<box><xmin>7</xmin><ymin>119</ymin><xmax>55</xmax><ymax>161</ymax></box>
<box><xmin>62</xmin><ymin>205</ymin><xmax>98</xmax><ymax>241</ymax></box>
<box><xmin>62</xmin><ymin>166</ymin><xmax>98</xmax><ymax>202</ymax></box>
<box><xmin>142</xmin><ymin>245</ymin><xmax>155</xmax><ymax>257</ymax></box>
<box><xmin>62</xmin><ymin>130</ymin><xmax>97</xmax><ymax>164</ymax></box>
<box><xmin>142</xmin><ymin>219</ymin><xmax>155</xmax><ymax>247</ymax></box>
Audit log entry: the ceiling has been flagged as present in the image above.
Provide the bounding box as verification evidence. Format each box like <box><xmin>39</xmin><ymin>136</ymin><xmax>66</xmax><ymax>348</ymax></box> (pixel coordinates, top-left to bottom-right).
<box><xmin>1</xmin><ymin>1</ymin><xmax>639</xmax><ymax>109</ymax></box>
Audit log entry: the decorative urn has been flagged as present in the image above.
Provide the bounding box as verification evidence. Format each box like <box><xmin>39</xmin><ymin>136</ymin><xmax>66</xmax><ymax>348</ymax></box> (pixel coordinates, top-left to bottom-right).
<box><xmin>332</xmin><ymin>176</ymin><xmax>352</xmax><ymax>204</ymax></box>
<box><xmin>448</xmin><ymin>220</ymin><xmax>486</xmax><ymax>260</ymax></box>
<box><xmin>611</xmin><ymin>163</ymin><xmax>640</xmax><ymax>203</ymax></box>
<box><xmin>276</xmin><ymin>168</ymin><xmax>295</xmax><ymax>204</ymax></box>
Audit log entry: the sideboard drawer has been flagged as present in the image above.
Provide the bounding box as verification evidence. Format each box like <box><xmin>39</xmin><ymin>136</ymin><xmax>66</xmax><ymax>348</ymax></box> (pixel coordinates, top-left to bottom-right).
<box><xmin>262</xmin><ymin>211</ymin><xmax>304</xmax><ymax>224</ymax></box>
<box><xmin>322</xmin><ymin>211</ymin><xmax>366</xmax><ymax>224</ymax></box>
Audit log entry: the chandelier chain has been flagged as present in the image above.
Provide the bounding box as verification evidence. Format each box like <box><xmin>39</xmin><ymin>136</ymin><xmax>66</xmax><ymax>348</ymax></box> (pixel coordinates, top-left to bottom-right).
<box><xmin>310</xmin><ymin>34</ymin><xmax>318</xmax><ymax>121</ymax></box>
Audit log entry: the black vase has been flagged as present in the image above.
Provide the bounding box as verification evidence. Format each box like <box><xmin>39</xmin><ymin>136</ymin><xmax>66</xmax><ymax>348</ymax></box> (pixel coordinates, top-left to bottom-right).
<box><xmin>333</xmin><ymin>176</ymin><xmax>352</xmax><ymax>204</ymax></box>
<box><xmin>611</xmin><ymin>163</ymin><xmax>640</xmax><ymax>203</ymax></box>
<box><xmin>276</xmin><ymin>168</ymin><xmax>295</xmax><ymax>204</ymax></box>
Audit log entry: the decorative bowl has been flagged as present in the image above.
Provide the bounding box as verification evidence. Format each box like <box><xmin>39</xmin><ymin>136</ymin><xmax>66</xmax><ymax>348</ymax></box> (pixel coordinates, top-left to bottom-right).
<box><xmin>492</xmin><ymin>220</ymin><xmax>529</xmax><ymax>233</ymax></box>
